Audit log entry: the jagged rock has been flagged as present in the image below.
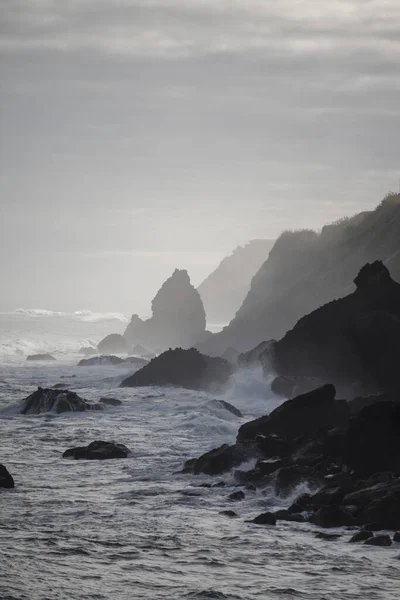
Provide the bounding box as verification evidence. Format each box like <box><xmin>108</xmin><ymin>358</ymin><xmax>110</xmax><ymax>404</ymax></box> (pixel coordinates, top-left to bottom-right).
<box><xmin>310</xmin><ymin>506</ymin><xmax>355</xmax><ymax>528</ymax></box>
<box><xmin>393</xmin><ymin>531</ymin><xmax>400</xmax><ymax>542</ymax></box>
<box><xmin>0</xmin><ymin>464</ymin><xmax>14</xmax><ymax>488</ymax></box>
<box><xmin>273</xmin><ymin>510</ymin><xmax>305</xmax><ymax>523</ymax></box>
<box><xmin>349</xmin><ymin>530</ymin><xmax>373</xmax><ymax>543</ymax></box>
<box><xmin>272</xmin><ymin>261</ymin><xmax>400</xmax><ymax>395</ymax></box>
<box><xmin>237</xmin><ymin>385</ymin><xmax>348</xmax><ymax>443</ymax></box>
<box><xmin>97</xmin><ymin>334</ymin><xmax>129</xmax><ymax>354</ymax></box>
<box><xmin>63</xmin><ymin>440</ymin><xmax>129</xmax><ymax>460</ymax></box>
<box><xmin>99</xmin><ymin>397</ymin><xmax>122</xmax><ymax>406</ymax></box>
<box><xmin>364</xmin><ymin>534</ymin><xmax>392</xmax><ymax>547</ymax></box>
<box><xmin>78</xmin><ymin>355</ymin><xmax>124</xmax><ymax>366</ymax></box>
<box><xmin>185</xmin><ymin>443</ymin><xmax>251</xmax><ymax>476</ymax></box>
<box><xmin>271</xmin><ymin>375</ymin><xmax>326</xmax><ymax>399</ymax></box>
<box><xmin>26</xmin><ymin>353</ymin><xmax>56</xmax><ymax>361</ymax></box>
<box><xmin>288</xmin><ymin>493</ymin><xmax>313</xmax><ymax>513</ymax></box>
<box><xmin>124</xmin><ymin>269</ymin><xmax>206</xmax><ymax>352</ymax></box>
<box><xmin>207</xmin><ymin>399</ymin><xmax>242</xmax><ymax>418</ymax></box>
<box><xmin>251</xmin><ymin>512</ymin><xmax>277</xmax><ymax>526</ymax></box>
<box><xmin>20</xmin><ymin>387</ymin><xmax>103</xmax><ymax>415</ymax></box>
<box><xmin>275</xmin><ymin>465</ymin><xmax>322</xmax><ymax>495</ymax></box>
<box><xmin>228</xmin><ymin>491</ymin><xmax>245</xmax><ymax>501</ymax></box>
<box><xmin>120</xmin><ymin>348</ymin><xmax>232</xmax><ymax>391</ymax></box>
<box><xmin>78</xmin><ymin>346</ymin><xmax>97</xmax><ymax>356</ymax></box>
<box><xmin>311</xmin><ymin>485</ymin><xmax>348</xmax><ymax>510</ymax></box>
<box><xmin>238</xmin><ymin>341</ymin><xmax>275</xmax><ymax>368</ymax></box>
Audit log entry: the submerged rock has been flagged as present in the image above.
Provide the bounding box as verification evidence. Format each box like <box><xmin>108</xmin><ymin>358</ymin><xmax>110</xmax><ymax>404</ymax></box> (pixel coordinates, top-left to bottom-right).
<box><xmin>228</xmin><ymin>490</ymin><xmax>245</xmax><ymax>502</ymax></box>
<box><xmin>0</xmin><ymin>464</ymin><xmax>14</xmax><ymax>488</ymax></box>
<box><xmin>186</xmin><ymin>443</ymin><xmax>251</xmax><ymax>476</ymax></box>
<box><xmin>349</xmin><ymin>530</ymin><xmax>373</xmax><ymax>543</ymax></box>
<box><xmin>364</xmin><ymin>534</ymin><xmax>392</xmax><ymax>547</ymax></box>
<box><xmin>207</xmin><ymin>399</ymin><xmax>243</xmax><ymax>417</ymax></box>
<box><xmin>20</xmin><ymin>387</ymin><xmax>103</xmax><ymax>414</ymax></box>
<box><xmin>26</xmin><ymin>353</ymin><xmax>56</xmax><ymax>361</ymax></box>
<box><xmin>99</xmin><ymin>397</ymin><xmax>123</xmax><ymax>406</ymax></box>
<box><xmin>63</xmin><ymin>440</ymin><xmax>130</xmax><ymax>460</ymax></box>
<box><xmin>120</xmin><ymin>348</ymin><xmax>232</xmax><ymax>391</ymax></box>
<box><xmin>251</xmin><ymin>512</ymin><xmax>277</xmax><ymax>526</ymax></box>
<box><xmin>97</xmin><ymin>334</ymin><xmax>129</xmax><ymax>354</ymax></box>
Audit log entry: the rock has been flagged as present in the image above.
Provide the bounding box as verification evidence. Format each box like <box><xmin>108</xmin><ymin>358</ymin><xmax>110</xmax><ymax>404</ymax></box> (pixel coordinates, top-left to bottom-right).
<box><xmin>78</xmin><ymin>346</ymin><xmax>97</xmax><ymax>356</ymax></box>
<box><xmin>228</xmin><ymin>491</ymin><xmax>245</xmax><ymax>501</ymax></box>
<box><xmin>362</xmin><ymin>492</ymin><xmax>400</xmax><ymax>530</ymax></box>
<box><xmin>187</xmin><ymin>443</ymin><xmax>251</xmax><ymax>476</ymax></box>
<box><xmin>123</xmin><ymin>356</ymin><xmax>148</xmax><ymax>368</ymax></box>
<box><xmin>271</xmin><ymin>375</ymin><xmax>326</xmax><ymax>399</ymax></box>
<box><xmin>273</xmin><ymin>510</ymin><xmax>305</xmax><ymax>523</ymax></box>
<box><xmin>20</xmin><ymin>387</ymin><xmax>103</xmax><ymax>415</ymax></box>
<box><xmin>237</xmin><ymin>385</ymin><xmax>348</xmax><ymax>443</ymax></box>
<box><xmin>123</xmin><ymin>269</ymin><xmax>206</xmax><ymax>353</ymax></box>
<box><xmin>255</xmin><ymin>457</ymin><xmax>286</xmax><ymax>477</ymax></box>
<box><xmin>364</xmin><ymin>534</ymin><xmax>392</xmax><ymax>547</ymax></box>
<box><xmin>310</xmin><ymin>506</ymin><xmax>355</xmax><ymax>528</ymax></box>
<box><xmin>315</xmin><ymin>532</ymin><xmax>342</xmax><ymax>541</ymax></box>
<box><xmin>78</xmin><ymin>355</ymin><xmax>124</xmax><ymax>366</ymax></box>
<box><xmin>254</xmin><ymin>434</ymin><xmax>291</xmax><ymax>458</ymax></box>
<box><xmin>221</xmin><ymin>347</ymin><xmax>240</xmax><ymax>364</ymax></box>
<box><xmin>97</xmin><ymin>334</ymin><xmax>129</xmax><ymax>354</ymax></box>
<box><xmin>120</xmin><ymin>348</ymin><xmax>232</xmax><ymax>391</ymax></box>
<box><xmin>349</xmin><ymin>530</ymin><xmax>374</xmax><ymax>543</ymax></box>
<box><xmin>208</xmin><ymin>399</ymin><xmax>243</xmax><ymax>418</ymax></box>
<box><xmin>99</xmin><ymin>397</ymin><xmax>122</xmax><ymax>407</ymax></box>
<box><xmin>63</xmin><ymin>440</ymin><xmax>130</xmax><ymax>460</ymax></box>
<box><xmin>288</xmin><ymin>493</ymin><xmax>313</xmax><ymax>513</ymax></box>
<box><xmin>345</xmin><ymin>400</ymin><xmax>400</xmax><ymax>476</ymax></box>
<box><xmin>251</xmin><ymin>512</ymin><xmax>277</xmax><ymax>526</ymax></box>
<box><xmin>0</xmin><ymin>464</ymin><xmax>14</xmax><ymax>488</ymax></box>
<box><xmin>220</xmin><ymin>510</ymin><xmax>238</xmax><ymax>518</ymax></box>
<box><xmin>272</xmin><ymin>261</ymin><xmax>400</xmax><ymax>396</ymax></box>
<box><xmin>311</xmin><ymin>485</ymin><xmax>348</xmax><ymax>510</ymax></box>
<box><xmin>238</xmin><ymin>341</ymin><xmax>276</xmax><ymax>368</ymax></box>
<box><xmin>26</xmin><ymin>353</ymin><xmax>56</xmax><ymax>361</ymax></box>
<box><xmin>393</xmin><ymin>531</ymin><xmax>400</xmax><ymax>542</ymax></box>
<box><xmin>275</xmin><ymin>465</ymin><xmax>323</xmax><ymax>495</ymax></box>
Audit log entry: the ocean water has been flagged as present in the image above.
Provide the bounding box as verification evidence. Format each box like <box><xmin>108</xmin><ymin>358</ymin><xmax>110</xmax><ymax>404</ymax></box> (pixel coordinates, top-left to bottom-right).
<box><xmin>0</xmin><ymin>311</ymin><xmax>399</xmax><ymax>600</ymax></box>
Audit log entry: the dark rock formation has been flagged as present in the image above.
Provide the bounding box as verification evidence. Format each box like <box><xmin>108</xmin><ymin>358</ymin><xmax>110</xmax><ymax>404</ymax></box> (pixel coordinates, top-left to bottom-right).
<box><xmin>197</xmin><ymin>240</ymin><xmax>274</xmax><ymax>324</ymax></box>
<box><xmin>310</xmin><ymin>506</ymin><xmax>355</xmax><ymax>528</ymax></box>
<box><xmin>364</xmin><ymin>534</ymin><xmax>392</xmax><ymax>547</ymax></box>
<box><xmin>238</xmin><ymin>340</ymin><xmax>275</xmax><ymax>369</ymax></box>
<box><xmin>124</xmin><ymin>269</ymin><xmax>206</xmax><ymax>353</ymax></box>
<box><xmin>271</xmin><ymin>375</ymin><xmax>326</xmax><ymax>399</ymax></box>
<box><xmin>393</xmin><ymin>531</ymin><xmax>400</xmax><ymax>542</ymax></box>
<box><xmin>251</xmin><ymin>512</ymin><xmax>277</xmax><ymax>526</ymax></box>
<box><xmin>97</xmin><ymin>334</ymin><xmax>129</xmax><ymax>354</ymax></box>
<box><xmin>220</xmin><ymin>510</ymin><xmax>238</xmax><ymax>518</ymax></box>
<box><xmin>184</xmin><ymin>443</ymin><xmax>251</xmax><ymax>476</ymax></box>
<box><xmin>78</xmin><ymin>355</ymin><xmax>124</xmax><ymax>366</ymax></box>
<box><xmin>26</xmin><ymin>353</ymin><xmax>56</xmax><ymax>361</ymax></box>
<box><xmin>272</xmin><ymin>261</ymin><xmax>400</xmax><ymax>396</ymax></box>
<box><xmin>207</xmin><ymin>399</ymin><xmax>243</xmax><ymax>418</ymax></box>
<box><xmin>63</xmin><ymin>440</ymin><xmax>129</xmax><ymax>460</ymax></box>
<box><xmin>99</xmin><ymin>397</ymin><xmax>123</xmax><ymax>406</ymax></box>
<box><xmin>349</xmin><ymin>530</ymin><xmax>373</xmax><ymax>543</ymax></box>
<box><xmin>120</xmin><ymin>348</ymin><xmax>232</xmax><ymax>391</ymax></box>
<box><xmin>0</xmin><ymin>464</ymin><xmax>14</xmax><ymax>488</ymax></box>
<box><xmin>20</xmin><ymin>387</ymin><xmax>103</xmax><ymax>414</ymax></box>
<box><xmin>198</xmin><ymin>195</ymin><xmax>400</xmax><ymax>355</ymax></box>
<box><xmin>228</xmin><ymin>490</ymin><xmax>245</xmax><ymax>501</ymax></box>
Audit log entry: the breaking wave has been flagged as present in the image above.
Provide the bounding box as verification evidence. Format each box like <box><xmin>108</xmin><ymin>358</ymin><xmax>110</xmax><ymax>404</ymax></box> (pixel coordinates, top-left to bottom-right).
<box><xmin>12</xmin><ymin>308</ymin><xmax>128</xmax><ymax>323</ymax></box>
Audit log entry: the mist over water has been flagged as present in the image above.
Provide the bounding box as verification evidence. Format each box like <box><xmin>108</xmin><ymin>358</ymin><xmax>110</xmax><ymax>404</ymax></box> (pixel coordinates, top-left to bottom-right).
<box><xmin>1</xmin><ymin>312</ymin><xmax>399</xmax><ymax>599</ymax></box>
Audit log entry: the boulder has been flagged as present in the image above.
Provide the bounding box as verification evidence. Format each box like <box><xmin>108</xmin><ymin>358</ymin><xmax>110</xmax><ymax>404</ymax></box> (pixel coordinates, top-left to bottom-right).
<box><xmin>0</xmin><ymin>464</ymin><xmax>14</xmax><ymax>488</ymax></box>
<box><xmin>99</xmin><ymin>397</ymin><xmax>123</xmax><ymax>407</ymax></box>
<box><xmin>275</xmin><ymin>465</ymin><xmax>323</xmax><ymax>495</ymax></box>
<box><xmin>63</xmin><ymin>440</ymin><xmax>130</xmax><ymax>460</ymax></box>
<box><xmin>251</xmin><ymin>512</ymin><xmax>277</xmax><ymax>526</ymax></box>
<box><xmin>186</xmin><ymin>443</ymin><xmax>251</xmax><ymax>476</ymax></box>
<box><xmin>120</xmin><ymin>348</ymin><xmax>232</xmax><ymax>391</ymax></box>
<box><xmin>288</xmin><ymin>493</ymin><xmax>313</xmax><ymax>514</ymax></box>
<box><xmin>220</xmin><ymin>510</ymin><xmax>238</xmax><ymax>518</ymax></box>
<box><xmin>97</xmin><ymin>334</ymin><xmax>129</xmax><ymax>354</ymax></box>
<box><xmin>364</xmin><ymin>534</ymin><xmax>392</xmax><ymax>547</ymax></box>
<box><xmin>349</xmin><ymin>530</ymin><xmax>373</xmax><ymax>543</ymax></box>
<box><xmin>78</xmin><ymin>355</ymin><xmax>124</xmax><ymax>366</ymax></box>
<box><xmin>123</xmin><ymin>269</ymin><xmax>206</xmax><ymax>352</ymax></box>
<box><xmin>207</xmin><ymin>399</ymin><xmax>243</xmax><ymax>418</ymax></box>
<box><xmin>273</xmin><ymin>510</ymin><xmax>305</xmax><ymax>523</ymax></box>
<box><xmin>310</xmin><ymin>506</ymin><xmax>355</xmax><ymax>528</ymax></box>
<box><xmin>393</xmin><ymin>531</ymin><xmax>400</xmax><ymax>542</ymax></box>
<box><xmin>20</xmin><ymin>387</ymin><xmax>103</xmax><ymax>415</ymax></box>
<box><xmin>26</xmin><ymin>353</ymin><xmax>56</xmax><ymax>361</ymax></box>
<box><xmin>237</xmin><ymin>385</ymin><xmax>348</xmax><ymax>443</ymax></box>
<box><xmin>228</xmin><ymin>491</ymin><xmax>245</xmax><ymax>502</ymax></box>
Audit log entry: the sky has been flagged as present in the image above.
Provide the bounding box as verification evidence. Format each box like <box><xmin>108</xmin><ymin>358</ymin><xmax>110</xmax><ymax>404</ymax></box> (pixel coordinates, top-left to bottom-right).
<box><xmin>1</xmin><ymin>0</ymin><xmax>399</xmax><ymax>315</ymax></box>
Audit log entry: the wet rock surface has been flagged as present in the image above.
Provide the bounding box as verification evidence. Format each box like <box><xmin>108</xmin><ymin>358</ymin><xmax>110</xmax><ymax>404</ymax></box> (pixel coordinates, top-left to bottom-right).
<box><xmin>20</xmin><ymin>387</ymin><xmax>103</xmax><ymax>415</ymax></box>
<box><xmin>63</xmin><ymin>440</ymin><xmax>130</xmax><ymax>460</ymax></box>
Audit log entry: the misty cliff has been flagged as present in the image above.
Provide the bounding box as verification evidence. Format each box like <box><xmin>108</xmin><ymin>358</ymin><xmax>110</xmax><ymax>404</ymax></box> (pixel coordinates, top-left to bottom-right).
<box><xmin>197</xmin><ymin>239</ymin><xmax>274</xmax><ymax>324</ymax></box>
<box><xmin>198</xmin><ymin>193</ymin><xmax>400</xmax><ymax>355</ymax></box>
<box><xmin>124</xmin><ymin>269</ymin><xmax>207</xmax><ymax>352</ymax></box>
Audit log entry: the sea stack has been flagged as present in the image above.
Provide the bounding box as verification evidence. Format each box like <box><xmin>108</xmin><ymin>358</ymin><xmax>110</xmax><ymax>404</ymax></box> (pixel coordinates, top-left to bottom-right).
<box><xmin>123</xmin><ymin>269</ymin><xmax>207</xmax><ymax>352</ymax></box>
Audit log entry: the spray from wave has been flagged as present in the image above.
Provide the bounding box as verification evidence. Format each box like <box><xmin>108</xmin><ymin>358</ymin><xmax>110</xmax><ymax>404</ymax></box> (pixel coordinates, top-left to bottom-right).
<box><xmin>12</xmin><ymin>308</ymin><xmax>128</xmax><ymax>323</ymax></box>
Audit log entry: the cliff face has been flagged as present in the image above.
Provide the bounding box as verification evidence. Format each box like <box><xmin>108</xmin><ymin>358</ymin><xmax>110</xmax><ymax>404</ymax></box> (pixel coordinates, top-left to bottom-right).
<box><xmin>197</xmin><ymin>239</ymin><xmax>274</xmax><ymax>325</ymax></box>
<box><xmin>124</xmin><ymin>269</ymin><xmax>206</xmax><ymax>352</ymax></box>
<box><xmin>198</xmin><ymin>194</ymin><xmax>400</xmax><ymax>355</ymax></box>
<box><xmin>272</xmin><ymin>261</ymin><xmax>400</xmax><ymax>395</ymax></box>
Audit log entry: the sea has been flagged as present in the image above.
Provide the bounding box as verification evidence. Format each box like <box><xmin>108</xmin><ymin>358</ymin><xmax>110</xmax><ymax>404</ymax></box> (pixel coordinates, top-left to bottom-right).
<box><xmin>0</xmin><ymin>309</ymin><xmax>399</xmax><ymax>600</ymax></box>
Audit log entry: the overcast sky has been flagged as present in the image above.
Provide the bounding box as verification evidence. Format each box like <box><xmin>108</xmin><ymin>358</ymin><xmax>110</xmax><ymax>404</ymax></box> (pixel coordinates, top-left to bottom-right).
<box><xmin>1</xmin><ymin>0</ymin><xmax>399</xmax><ymax>315</ymax></box>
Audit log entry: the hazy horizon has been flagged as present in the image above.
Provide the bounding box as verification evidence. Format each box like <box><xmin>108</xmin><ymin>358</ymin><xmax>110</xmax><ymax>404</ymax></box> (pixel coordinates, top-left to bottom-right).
<box><xmin>1</xmin><ymin>1</ymin><xmax>399</xmax><ymax>314</ymax></box>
